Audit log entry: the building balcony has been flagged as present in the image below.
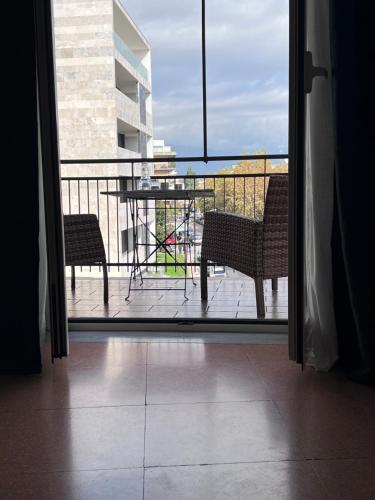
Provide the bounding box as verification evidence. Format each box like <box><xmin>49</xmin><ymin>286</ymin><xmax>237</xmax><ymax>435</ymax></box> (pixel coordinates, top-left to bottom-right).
<box><xmin>61</xmin><ymin>168</ymin><xmax>288</xmax><ymax>321</ymax></box>
<box><xmin>115</xmin><ymin>89</ymin><xmax>152</xmax><ymax>136</ymax></box>
<box><xmin>113</xmin><ymin>32</ymin><xmax>150</xmax><ymax>87</ymax></box>
<box><xmin>116</xmin><ymin>89</ymin><xmax>140</xmax><ymax>129</ymax></box>
<box><xmin>117</xmin><ymin>146</ymin><xmax>141</xmax><ymax>159</ymax></box>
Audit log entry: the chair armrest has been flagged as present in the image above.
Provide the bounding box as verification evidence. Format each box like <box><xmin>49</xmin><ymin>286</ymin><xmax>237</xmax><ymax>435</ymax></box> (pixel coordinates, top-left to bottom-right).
<box><xmin>201</xmin><ymin>211</ymin><xmax>263</xmax><ymax>278</ymax></box>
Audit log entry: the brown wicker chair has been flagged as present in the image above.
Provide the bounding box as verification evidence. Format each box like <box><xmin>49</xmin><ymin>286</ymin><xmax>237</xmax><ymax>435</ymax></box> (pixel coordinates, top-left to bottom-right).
<box><xmin>200</xmin><ymin>175</ymin><xmax>288</xmax><ymax>317</ymax></box>
<box><xmin>63</xmin><ymin>214</ymin><xmax>108</xmax><ymax>304</ymax></box>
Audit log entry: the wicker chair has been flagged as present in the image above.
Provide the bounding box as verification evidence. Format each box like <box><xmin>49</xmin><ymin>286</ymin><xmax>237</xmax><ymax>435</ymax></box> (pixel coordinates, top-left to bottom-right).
<box><xmin>63</xmin><ymin>214</ymin><xmax>108</xmax><ymax>304</ymax></box>
<box><xmin>200</xmin><ymin>175</ymin><xmax>288</xmax><ymax>317</ymax></box>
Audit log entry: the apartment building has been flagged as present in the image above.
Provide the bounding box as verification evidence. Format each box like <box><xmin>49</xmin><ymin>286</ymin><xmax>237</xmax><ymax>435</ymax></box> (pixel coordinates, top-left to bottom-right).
<box><xmin>153</xmin><ymin>139</ymin><xmax>177</xmax><ymax>177</ymax></box>
<box><xmin>53</xmin><ymin>0</ymin><xmax>154</xmax><ymax>276</ymax></box>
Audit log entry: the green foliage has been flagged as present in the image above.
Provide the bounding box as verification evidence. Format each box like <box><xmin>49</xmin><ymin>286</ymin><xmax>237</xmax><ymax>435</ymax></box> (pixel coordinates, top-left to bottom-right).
<box><xmin>195</xmin><ymin>153</ymin><xmax>288</xmax><ymax>219</ymax></box>
<box><xmin>157</xmin><ymin>252</ymin><xmax>185</xmax><ymax>277</ymax></box>
<box><xmin>185</xmin><ymin>166</ymin><xmax>197</xmax><ymax>190</ymax></box>
<box><xmin>155</xmin><ymin>203</ymin><xmax>183</xmax><ymax>241</ymax></box>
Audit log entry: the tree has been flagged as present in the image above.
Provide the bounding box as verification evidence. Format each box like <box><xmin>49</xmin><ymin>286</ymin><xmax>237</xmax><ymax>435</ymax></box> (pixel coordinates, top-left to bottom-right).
<box><xmin>195</xmin><ymin>151</ymin><xmax>288</xmax><ymax>218</ymax></box>
<box><xmin>185</xmin><ymin>166</ymin><xmax>197</xmax><ymax>190</ymax></box>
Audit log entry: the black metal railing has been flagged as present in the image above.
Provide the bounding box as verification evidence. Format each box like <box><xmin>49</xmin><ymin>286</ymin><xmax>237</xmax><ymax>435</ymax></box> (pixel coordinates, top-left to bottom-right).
<box><xmin>61</xmin><ymin>166</ymin><xmax>288</xmax><ymax>275</ymax></box>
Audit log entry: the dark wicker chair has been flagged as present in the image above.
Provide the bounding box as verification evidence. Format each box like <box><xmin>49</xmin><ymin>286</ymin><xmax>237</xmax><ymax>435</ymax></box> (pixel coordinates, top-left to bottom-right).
<box><xmin>63</xmin><ymin>214</ymin><xmax>108</xmax><ymax>304</ymax></box>
<box><xmin>200</xmin><ymin>175</ymin><xmax>288</xmax><ymax>317</ymax></box>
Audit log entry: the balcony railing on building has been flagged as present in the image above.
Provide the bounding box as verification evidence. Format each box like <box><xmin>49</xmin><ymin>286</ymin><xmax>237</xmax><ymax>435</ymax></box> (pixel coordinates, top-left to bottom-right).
<box><xmin>61</xmin><ymin>162</ymin><xmax>288</xmax><ymax>279</ymax></box>
<box><xmin>113</xmin><ymin>32</ymin><xmax>149</xmax><ymax>82</ymax></box>
<box><xmin>61</xmin><ymin>158</ymin><xmax>288</xmax><ymax>320</ymax></box>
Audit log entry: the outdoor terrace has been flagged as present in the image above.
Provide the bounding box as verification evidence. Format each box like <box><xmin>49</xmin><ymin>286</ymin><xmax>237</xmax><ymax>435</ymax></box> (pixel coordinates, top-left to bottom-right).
<box><xmin>62</xmin><ymin>163</ymin><xmax>288</xmax><ymax>322</ymax></box>
<box><xmin>66</xmin><ymin>275</ymin><xmax>288</xmax><ymax>321</ymax></box>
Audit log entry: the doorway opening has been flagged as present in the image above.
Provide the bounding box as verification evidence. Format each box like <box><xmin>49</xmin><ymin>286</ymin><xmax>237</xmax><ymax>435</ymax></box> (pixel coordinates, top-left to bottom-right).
<box><xmin>53</xmin><ymin>0</ymin><xmax>289</xmax><ymax>327</ymax></box>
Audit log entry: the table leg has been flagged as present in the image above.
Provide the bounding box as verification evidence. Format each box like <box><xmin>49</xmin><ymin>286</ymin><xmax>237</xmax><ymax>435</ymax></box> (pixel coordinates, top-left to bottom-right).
<box><xmin>135</xmin><ymin>200</ymin><xmax>143</xmax><ymax>286</ymax></box>
<box><xmin>126</xmin><ymin>198</ymin><xmax>137</xmax><ymax>301</ymax></box>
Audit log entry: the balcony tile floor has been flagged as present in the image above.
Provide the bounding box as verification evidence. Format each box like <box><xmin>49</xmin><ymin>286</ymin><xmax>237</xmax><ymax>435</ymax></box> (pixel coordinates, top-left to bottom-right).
<box><xmin>2</xmin><ymin>339</ymin><xmax>375</xmax><ymax>499</ymax></box>
<box><xmin>66</xmin><ymin>273</ymin><xmax>288</xmax><ymax>320</ymax></box>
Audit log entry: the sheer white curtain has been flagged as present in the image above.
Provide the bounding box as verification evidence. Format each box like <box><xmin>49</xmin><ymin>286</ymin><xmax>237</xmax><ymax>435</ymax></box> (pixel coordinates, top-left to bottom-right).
<box><xmin>303</xmin><ymin>0</ymin><xmax>337</xmax><ymax>370</ymax></box>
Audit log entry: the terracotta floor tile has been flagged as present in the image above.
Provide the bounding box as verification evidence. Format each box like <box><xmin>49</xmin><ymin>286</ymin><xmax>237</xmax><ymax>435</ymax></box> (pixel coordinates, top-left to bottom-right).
<box><xmin>73</xmin><ymin>299</ymin><xmax>146</xmax><ymax>308</ymax></box>
<box><xmin>245</xmin><ymin>344</ymin><xmax>289</xmax><ymax>364</ymax></box>
<box><xmin>63</xmin><ymin>341</ymin><xmax>148</xmax><ymax>367</ymax></box>
<box><xmin>211</xmin><ymin>291</ymin><xmax>242</xmax><ymax>299</ymax></box>
<box><xmin>258</xmin><ymin>364</ymin><xmax>331</xmax><ymax>400</ymax></box>
<box><xmin>146</xmin><ymin>363</ymin><xmax>269</xmax><ymax>404</ymax></box>
<box><xmin>206</xmin><ymin>304</ymin><xmax>240</xmax><ymax>311</ymax></box>
<box><xmin>312</xmin><ymin>458</ymin><xmax>375</xmax><ymax>500</ymax></box>
<box><xmin>185</xmin><ymin>289</ymin><xmax>214</xmax><ymax>298</ymax></box>
<box><xmin>4</xmin><ymin>338</ymin><xmax>375</xmax><ymax>500</ymax></box>
<box><xmin>151</xmin><ymin>305</ymin><xmax>209</xmax><ymax>313</ymax></box>
<box><xmin>0</xmin><ymin>406</ymin><xmax>145</xmax><ymax>472</ymax></box>
<box><xmin>251</xmin><ymin>361</ymin><xmax>375</xmax><ymax>404</ymax></box>
<box><xmin>145</xmin><ymin>401</ymin><xmax>302</xmax><ymax>466</ymax></box>
<box><xmin>154</xmin><ymin>298</ymin><xmax>191</xmax><ymax>306</ymax></box>
<box><xmin>175</xmin><ymin>311</ymin><xmax>238</xmax><ymax>319</ymax></box>
<box><xmin>0</xmin><ymin>468</ymin><xmax>143</xmax><ymax>500</ymax></box>
<box><xmin>238</xmin><ymin>300</ymin><xmax>260</xmax><ymax>307</ymax></box>
<box><xmin>182</xmin><ymin>299</ymin><xmax>209</xmax><ymax>305</ymax></box>
<box><xmin>236</xmin><ymin>312</ymin><xmax>260</xmax><ymax>319</ymax></box>
<box><xmin>147</xmin><ymin>343</ymin><xmax>252</xmax><ymax>367</ymax></box>
<box><xmin>0</xmin><ymin>363</ymin><xmax>146</xmax><ymax>410</ymax></box>
<box><xmin>114</xmin><ymin>310</ymin><xmax>177</xmax><ymax>318</ymax></box>
<box><xmin>89</xmin><ymin>306</ymin><xmax>125</xmax><ymax>317</ymax></box>
<box><xmin>68</xmin><ymin>309</ymin><xmax>119</xmax><ymax>318</ymax></box>
<box><xmin>126</xmin><ymin>296</ymin><xmax>163</xmax><ymax>305</ymax></box>
<box><xmin>68</xmin><ymin>303</ymin><xmax>98</xmax><ymax>311</ymax></box>
<box><xmin>144</xmin><ymin>461</ymin><xmax>326</xmax><ymax>500</ymax></box>
<box><xmin>65</xmin><ymin>276</ymin><xmax>288</xmax><ymax>319</ymax></box>
<box><xmin>275</xmin><ymin>398</ymin><xmax>375</xmax><ymax>459</ymax></box>
<box><xmin>209</xmin><ymin>298</ymin><xmax>240</xmax><ymax>304</ymax></box>
<box><xmin>216</xmin><ymin>284</ymin><xmax>244</xmax><ymax>291</ymax></box>
<box><xmin>66</xmin><ymin>298</ymin><xmax>81</xmax><ymax>305</ymax></box>
<box><xmin>109</xmin><ymin>292</ymin><xmax>142</xmax><ymax>300</ymax></box>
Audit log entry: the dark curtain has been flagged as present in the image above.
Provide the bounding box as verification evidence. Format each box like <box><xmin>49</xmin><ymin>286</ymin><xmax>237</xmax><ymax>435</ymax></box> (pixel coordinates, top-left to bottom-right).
<box><xmin>1</xmin><ymin>2</ymin><xmax>41</xmax><ymax>373</ymax></box>
<box><xmin>331</xmin><ymin>1</ymin><xmax>375</xmax><ymax>384</ymax></box>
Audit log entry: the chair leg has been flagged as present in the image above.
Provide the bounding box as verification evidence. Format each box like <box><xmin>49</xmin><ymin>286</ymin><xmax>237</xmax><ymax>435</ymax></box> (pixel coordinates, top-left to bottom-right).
<box><xmin>103</xmin><ymin>264</ymin><xmax>108</xmax><ymax>304</ymax></box>
<box><xmin>272</xmin><ymin>278</ymin><xmax>278</xmax><ymax>291</ymax></box>
<box><xmin>255</xmin><ymin>278</ymin><xmax>265</xmax><ymax>318</ymax></box>
<box><xmin>200</xmin><ymin>258</ymin><xmax>208</xmax><ymax>301</ymax></box>
<box><xmin>71</xmin><ymin>266</ymin><xmax>75</xmax><ymax>290</ymax></box>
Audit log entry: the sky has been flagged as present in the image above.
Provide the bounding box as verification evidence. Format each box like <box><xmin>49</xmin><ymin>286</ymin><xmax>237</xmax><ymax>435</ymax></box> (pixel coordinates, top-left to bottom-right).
<box><xmin>123</xmin><ymin>0</ymin><xmax>289</xmax><ymax>173</ymax></box>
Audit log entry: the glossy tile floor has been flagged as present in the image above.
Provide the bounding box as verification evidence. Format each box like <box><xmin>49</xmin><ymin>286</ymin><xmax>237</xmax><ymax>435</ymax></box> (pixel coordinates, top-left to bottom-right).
<box><xmin>1</xmin><ymin>339</ymin><xmax>375</xmax><ymax>499</ymax></box>
<box><xmin>66</xmin><ymin>273</ymin><xmax>288</xmax><ymax>320</ymax></box>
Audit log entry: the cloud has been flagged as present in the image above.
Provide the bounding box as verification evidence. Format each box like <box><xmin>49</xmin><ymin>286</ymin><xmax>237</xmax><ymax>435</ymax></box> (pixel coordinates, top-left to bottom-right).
<box><xmin>122</xmin><ymin>0</ymin><xmax>289</xmax><ymax>157</ymax></box>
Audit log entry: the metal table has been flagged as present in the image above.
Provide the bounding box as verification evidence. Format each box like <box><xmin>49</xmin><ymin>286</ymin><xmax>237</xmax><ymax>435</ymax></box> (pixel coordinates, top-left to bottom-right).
<box><xmin>101</xmin><ymin>189</ymin><xmax>215</xmax><ymax>299</ymax></box>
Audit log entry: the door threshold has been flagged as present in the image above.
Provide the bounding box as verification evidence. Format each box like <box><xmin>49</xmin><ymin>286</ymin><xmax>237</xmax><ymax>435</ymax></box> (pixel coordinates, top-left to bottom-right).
<box><xmin>69</xmin><ymin>330</ymin><xmax>288</xmax><ymax>344</ymax></box>
<box><xmin>68</xmin><ymin>320</ymin><xmax>288</xmax><ymax>334</ymax></box>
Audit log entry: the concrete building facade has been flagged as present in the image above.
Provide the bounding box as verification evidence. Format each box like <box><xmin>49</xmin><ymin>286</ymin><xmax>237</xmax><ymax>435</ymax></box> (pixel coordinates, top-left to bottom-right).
<box><xmin>53</xmin><ymin>0</ymin><xmax>154</xmax><ymax>276</ymax></box>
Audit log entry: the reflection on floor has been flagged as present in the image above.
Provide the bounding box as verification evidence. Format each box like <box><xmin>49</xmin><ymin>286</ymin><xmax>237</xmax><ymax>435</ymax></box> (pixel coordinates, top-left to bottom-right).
<box><xmin>66</xmin><ymin>274</ymin><xmax>288</xmax><ymax>320</ymax></box>
<box><xmin>1</xmin><ymin>339</ymin><xmax>375</xmax><ymax>499</ymax></box>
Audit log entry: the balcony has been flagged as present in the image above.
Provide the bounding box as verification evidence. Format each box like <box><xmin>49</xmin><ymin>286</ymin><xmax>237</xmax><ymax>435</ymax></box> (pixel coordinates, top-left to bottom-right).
<box><xmin>116</xmin><ymin>88</ymin><xmax>139</xmax><ymax>128</ymax></box>
<box><xmin>61</xmin><ymin>168</ymin><xmax>288</xmax><ymax>321</ymax></box>
<box><xmin>116</xmin><ymin>89</ymin><xmax>152</xmax><ymax>136</ymax></box>
<box><xmin>113</xmin><ymin>32</ymin><xmax>149</xmax><ymax>84</ymax></box>
<box><xmin>117</xmin><ymin>147</ymin><xmax>141</xmax><ymax>159</ymax></box>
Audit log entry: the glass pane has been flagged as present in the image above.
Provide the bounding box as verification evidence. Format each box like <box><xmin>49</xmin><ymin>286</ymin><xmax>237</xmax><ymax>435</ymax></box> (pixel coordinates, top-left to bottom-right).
<box><xmin>53</xmin><ymin>0</ymin><xmax>203</xmax><ymax>169</ymax></box>
<box><xmin>115</xmin><ymin>0</ymin><xmax>204</xmax><ymax>161</ymax></box>
<box><xmin>206</xmin><ymin>0</ymin><xmax>289</xmax><ymax>158</ymax></box>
